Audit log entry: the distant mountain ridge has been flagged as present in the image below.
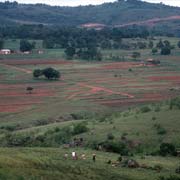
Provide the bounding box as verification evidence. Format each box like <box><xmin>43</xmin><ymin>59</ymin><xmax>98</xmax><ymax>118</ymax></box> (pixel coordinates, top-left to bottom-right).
<box><xmin>0</xmin><ymin>0</ymin><xmax>180</xmax><ymax>29</ymax></box>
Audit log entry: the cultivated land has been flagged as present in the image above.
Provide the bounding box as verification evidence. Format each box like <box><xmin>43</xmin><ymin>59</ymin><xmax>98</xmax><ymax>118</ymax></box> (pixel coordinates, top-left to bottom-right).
<box><xmin>0</xmin><ymin>37</ymin><xmax>180</xmax><ymax>179</ymax></box>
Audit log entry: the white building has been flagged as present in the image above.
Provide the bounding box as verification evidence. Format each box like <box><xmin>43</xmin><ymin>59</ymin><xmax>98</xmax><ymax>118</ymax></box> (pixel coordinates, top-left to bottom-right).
<box><xmin>0</xmin><ymin>49</ymin><xmax>11</xmax><ymax>55</ymax></box>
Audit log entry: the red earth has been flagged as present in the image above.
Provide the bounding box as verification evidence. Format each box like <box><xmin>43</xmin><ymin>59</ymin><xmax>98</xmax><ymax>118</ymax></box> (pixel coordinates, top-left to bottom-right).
<box><xmin>0</xmin><ymin>59</ymin><xmax>76</xmax><ymax>65</ymax></box>
<box><xmin>148</xmin><ymin>76</ymin><xmax>180</xmax><ymax>82</ymax></box>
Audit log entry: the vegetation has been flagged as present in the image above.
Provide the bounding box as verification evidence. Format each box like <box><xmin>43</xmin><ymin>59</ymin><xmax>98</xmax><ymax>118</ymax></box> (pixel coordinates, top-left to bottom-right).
<box><xmin>33</xmin><ymin>67</ymin><xmax>60</xmax><ymax>80</ymax></box>
<box><xmin>20</xmin><ymin>39</ymin><xmax>35</xmax><ymax>52</ymax></box>
<box><xmin>0</xmin><ymin>1</ymin><xmax>180</xmax><ymax>179</ymax></box>
<box><xmin>0</xmin><ymin>0</ymin><xmax>180</xmax><ymax>36</ymax></box>
<box><xmin>0</xmin><ymin>38</ymin><xmax>4</xmax><ymax>49</ymax></box>
<box><xmin>159</xmin><ymin>143</ymin><xmax>176</xmax><ymax>156</ymax></box>
<box><xmin>26</xmin><ymin>86</ymin><xmax>33</xmax><ymax>94</ymax></box>
<box><xmin>161</xmin><ymin>47</ymin><xmax>171</xmax><ymax>55</ymax></box>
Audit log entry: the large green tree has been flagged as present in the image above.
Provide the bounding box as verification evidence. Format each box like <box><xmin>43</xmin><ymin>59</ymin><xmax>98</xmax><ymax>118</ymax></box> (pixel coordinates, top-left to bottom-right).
<box><xmin>42</xmin><ymin>67</ymin><xmax>60</xmax><ymax>80</ymax></box>
<box><xmin>20</xmin><ymin>40</ymin><xmax>34</xmax><ymax>52</ymax></box>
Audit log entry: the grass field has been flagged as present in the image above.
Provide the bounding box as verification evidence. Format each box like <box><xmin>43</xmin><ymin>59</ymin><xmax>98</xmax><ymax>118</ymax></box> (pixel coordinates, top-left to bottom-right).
<box><xmin>0</xmin><ymin>37</ymin><xmax>180</xmax><ymax>179</ymax></box>
<box><xmin>0</xmin><ymin>148</ymin><xmax>179</xmax><ymax>180</ymax></box>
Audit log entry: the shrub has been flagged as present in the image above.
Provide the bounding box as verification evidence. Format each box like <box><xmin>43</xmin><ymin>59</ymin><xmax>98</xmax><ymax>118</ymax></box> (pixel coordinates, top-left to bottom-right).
<box><xmin>158</xmin><ymin>175</ymin><xmax>180</xmax><ymax>180</ymax></box>
<box><xmin>153</xmin><ymin>164</ymin><xmax>163</xmax><ymax>171</ymax></box>
<box><xmin>169</xmin><ymin>97</ymin><xmax>180</xmax><ymax>110</ymax></box>
<box><xmin>73</xmin><ymin>122</ymin><xmax>89</xmax><ymax>135</ymax></box>
<box><xmin>154</xmin><ymin>106</ymin><xmax>161</xmax><ymax>112</ymax></box>
<box><xmin>140</xmin><ymin>106</ymin><xmax>151</xmax><ymax>113</ymax></box>
<box><xmin>33</xmin><ymin>69</ymin><xmax>42</xmax><ymax>78</ymax></box>
<box><xmin>118</xmin><ymin>156</ymin><xmax>122</xmax><ymax>162</ymax></box>
<box><xmin>161</xmin><ymin>46</ymin><xmax>171</xmax><ymax>55</ymax></box>
<box><xmin>100</xmin><ymin>141</ymin><xmax>129</xmax><ymax>155</ymax></box>
<box><xmin>107</xmin><ymin>133</ymin><xmax>115</xmax><ymax>140</ymax></box>
<box><xmin>43</xmin><ymin>67</ymin><xmax>60</xmax><ymax>80</ymax></box>
<box><xmin>154</xmin><ymin>124</ymin><xmax>167</xmax><ymax>135</ymax></box>
<box><xmin>159</xmin><ymin>143</ymin><xmax>176</xmax><ymax>156</ymax></box>
<box><xmin>157</xmin><ymin>127</ymin><xmax>167</xmax><ymax>135</ymax></box>
<box><xmin>131</xmin><ymin>52</ymin><xmax>141</xmax><ymax>60</ymax></box>
<box><xmin>176</xmin><ymin>166</ymin><xmax>180</xmax><ymax>174</ymax></box>
<box><xmin>4</xmin><ymin>133</ymin><xmax>32</xmax><ymax>147</ymax></box>
<box><xmin>0</xmin><ymin>124</ymin><xmax>17</xmax><ymax>131</ymax></box>
<box><xmin>152</xmin><ymin>48</ymin><xmax>158</xmax><ymax>54</ymax></box>
<box><xmin>33</xmin><ymin>67</ymin><xmax>60</xmax><ymax>80</ymax></box>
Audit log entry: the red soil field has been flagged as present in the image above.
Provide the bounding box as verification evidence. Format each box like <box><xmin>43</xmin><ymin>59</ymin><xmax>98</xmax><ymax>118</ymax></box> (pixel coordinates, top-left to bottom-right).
<box><xmin>0</xmin><ymin>89</ymin><xmax>55</xmax><ymax>97</ymax></box>
<box><xmin>0</xmin><ymin>59</ymin><xmax>76</xmax><ymax>65</ymax></box>
<box><xmin>66</xmin><ymin>83</ymin><xmax>134</xmax><ymax>100</ymax></box>
<box><xmin>101</xmin><ymin>62</ymin><xmax>145</xmax><ymax>69</ymax></box>
<box><xmin>149</xmin><ymin>76</ymin><xmax>180</xmax><ymax>82</ymax></box>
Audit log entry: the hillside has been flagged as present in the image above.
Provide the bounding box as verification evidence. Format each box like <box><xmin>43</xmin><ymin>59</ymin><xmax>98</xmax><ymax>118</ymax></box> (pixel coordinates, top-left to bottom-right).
<box><xmin>1</xmin><ymin>0</ymin><xmax>180</xmax><ymax>28</ymax></box>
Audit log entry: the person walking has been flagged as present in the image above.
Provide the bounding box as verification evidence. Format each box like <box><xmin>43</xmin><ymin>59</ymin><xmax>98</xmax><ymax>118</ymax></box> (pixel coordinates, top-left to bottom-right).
<box><xmin>92</xmin><ymin>153</ymin><xmax>96</xmax><ymax>162</ymax></box>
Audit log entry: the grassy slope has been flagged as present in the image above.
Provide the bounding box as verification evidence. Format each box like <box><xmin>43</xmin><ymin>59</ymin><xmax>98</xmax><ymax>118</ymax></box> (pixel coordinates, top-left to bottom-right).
<box><xmin>0</xmin><ymin>37</ymin><xmax>180</xmax><ymax>179</ymax></box>
<box><xmin>0</xmin><ymin>148</ymin><xmax>179</xmax><ymax>180</ymax></box>
<box><xmin>5</xmin><ymin>103</ymin><xmax>180</xmax><ymax>151</ymax></box>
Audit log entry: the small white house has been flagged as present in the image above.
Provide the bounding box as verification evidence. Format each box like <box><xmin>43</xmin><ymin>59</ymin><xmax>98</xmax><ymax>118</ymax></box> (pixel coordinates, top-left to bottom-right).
<box><xmin>0</xmin><ymin>49</ymin><xmax>11</xmax><ymax>55</ymax></box>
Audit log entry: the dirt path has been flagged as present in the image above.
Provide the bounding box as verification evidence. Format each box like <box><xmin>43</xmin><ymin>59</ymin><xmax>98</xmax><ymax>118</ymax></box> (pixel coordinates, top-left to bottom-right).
<box><xmin>0</xmin><ymin>63</ymin><xmax>32</xmax><ymax>74</ymax></box>
<box><xmin>67</xmin><ymin>83</ymin><xmax>134</xmax><ymax>100</ymax></box>
<box><xmin>115</xmin><ymin>15</ymin><xmax>180</xmax><ymax>27</ymax></box>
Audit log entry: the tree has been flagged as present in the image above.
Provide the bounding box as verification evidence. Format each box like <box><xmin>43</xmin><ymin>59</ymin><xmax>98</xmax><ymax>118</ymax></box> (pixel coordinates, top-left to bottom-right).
<box><xmin>148</xmin><ymin>41</ymin><xmax>154</xmax><ymax>49</ymax></box>
<box><xmin>161</xmin><ymin>46</ymin><xmax>171</xmax><ymax>55</ymax></box>
<box><xmin>137</xmin><ymin>42</ymin><xmax>147</xmax><ymax>49</ymax></box>
<box><xmin>152</xmin><ymin>48</ymin><xmax>158</xmax><ymax>55</ymax></box>
<box><xmin>156</xmin><ymin>39</ymin><xmax>164</xmax><ymax>49</ymax></box>
<box><xmin>177</xmin><ymin>41</ymin><xmax>180</xmax><ymax>48</ymax></box>
<box><xmin>132</xmin><ymin>52</ymin><xmax>141</xmax><ymax>60</ymax></box>
<box><xmin>159</xmin><ymin>143</ymin><xmax>176</xmax><ymax>156</ymax></box>
<box><xmin>43</xmin><ymin>38</ymin><xmax>55</xmax><ymax>49</ymax></box>
<box><xmin>64</xmin><ymin>46</ymin><xmax>76</xmax><ymax>59</ymax></box>
<box><xmin>164</xmin><ymin>40</ymin><xmax>170</xmax><ymax>47</ymax></box>
<box><xmin>0</xmin><ymin>39</ymin><xmax>4</xmax><ymax>49</ymax></box>
<box><xmin>33</xmin><ymin>69</ymin><xmax>42</xmax><ymax>78</ymax></box>
<box><xmin>42</xmin><ymin>67</ymin><xmax>60</xmax><ymax>80</ymax></box>
<box><xmin>20</xmin><ymin>40</ymin><xmax>34</xmax><ymax>52</ymax></box>
<box><xmin>26</xmin><ymin>87</ymin><xmax>33</xmax><ymax>94</ymax></box>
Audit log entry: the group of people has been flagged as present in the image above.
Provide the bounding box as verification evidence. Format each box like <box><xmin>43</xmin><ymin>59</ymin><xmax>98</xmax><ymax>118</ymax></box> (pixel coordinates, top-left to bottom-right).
<box><xmin>64</xmin><ymin>152</ymin><xmax>96</xmax><ymax>162</ymax></box>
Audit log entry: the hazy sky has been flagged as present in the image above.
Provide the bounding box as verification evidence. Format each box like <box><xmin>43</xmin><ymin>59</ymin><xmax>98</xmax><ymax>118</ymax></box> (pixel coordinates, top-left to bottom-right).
<box><xmin>0</xmin><ymin>0</ymin><xmax>180</xmax><ymax>7</ymax></box>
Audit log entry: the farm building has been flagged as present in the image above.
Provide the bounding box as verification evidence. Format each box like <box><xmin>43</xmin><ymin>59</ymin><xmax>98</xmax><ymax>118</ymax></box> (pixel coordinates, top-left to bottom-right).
<box><xmin>0</xmin><ymin>49</ymin><xmax>11</xmax><ymax>55</ymax></box>
<box><xmin>146</xmin><ymin>59</ymin><xmax>160</xmax><ymax>65</ymax></box>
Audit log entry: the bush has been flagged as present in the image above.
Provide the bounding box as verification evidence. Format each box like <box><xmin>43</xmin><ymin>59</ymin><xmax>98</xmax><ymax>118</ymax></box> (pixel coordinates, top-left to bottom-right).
<box><xmin>0</xmin><ymin>124</ymin><xmax>17</xmax><ymax>131</ymax></box>
<box><xmin>100</xmin><ymin>141</ymin><xmax>129</xmax><ymax>155</ymax></box>
<box><xmin>159</xmin><ymin>143</ymin><xmax>176</xmax><ymax>156</ymax></box>
<box><xmin>159</xmin><ymin>175</ymin><xmax>180</xmax><ymax>180</ymax></box>
<box><xmin>140</xmin><ymin>106</ymin><xmax>151</xmax><ymax>113</ymax></box>
<box><xmin>33</xmin><ymin>69</ymin><xmax>42</xmax><ymax>78</ymax></box>
<box><xmin>157</xmin><ymin>127</ymin><xmax>167</xmax><ymax>135</ymax></box>
<box><xmin>154</xmin><ymin>124</ymin><xmax>167</xmax><ymax>135</ymax></box>
<box><xmin>73</xmin><ymin>122</ymin><xmax>89</xmax><ymax>135</ymax></box>
<box><xmin>43</xmin><ymin>67</ymin><xmax>60</xmax><ymax>80</ymax></box>
<box><xmin>176</xmin><ymin>166</ymin><xmax>180</xmax><ymax>174</ymax></box>
<box><xmin>107</xmin><ymin>133</ymin><xmax>115</xmax><ymax>140</ymax></box>
<box><xmin>20</xmin><ymin>39</ymin><xmax>34</xmax><ymax>52</ymax></box>
<box><xmin>161</xmin><ymin>47</ymin><xmax>171</xmax><ymax>55</ymax></box>
<box><xmin>131</xmin><ymin>52</ymin><xmax>141</xmax><ymax>60</ymax></box>
<box><xmin>154</xmin><ymin>106</ymin><xmax>161</xmax><ymax>112</ymax></box>
<box><xmin>152</xmin><ymin>48</ymin><xmax>158</xmax><ymax>54</ymax></box>
<box><xmin>169</xmin><ymin>97</ymin><xmax>180</xmax><ymax>110</ymax></box>
<box><xmin>33</xmin><ymin>67</ymin><xmax>60</xmax><ymax>80</ymax></box>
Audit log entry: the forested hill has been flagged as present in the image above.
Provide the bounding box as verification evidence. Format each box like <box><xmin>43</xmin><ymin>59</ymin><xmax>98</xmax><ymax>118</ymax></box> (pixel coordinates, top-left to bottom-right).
<box><xmin>1</xmin><ymin>0</ymin><xmax>180</xmax><ymax>27</ymax></box>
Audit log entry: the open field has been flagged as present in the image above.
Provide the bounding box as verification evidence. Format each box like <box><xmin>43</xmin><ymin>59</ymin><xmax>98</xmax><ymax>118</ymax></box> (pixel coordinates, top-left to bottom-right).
<box><xmin>0</xmin><ymin>57</ymin><xmax>180</xmax><ymax>127</ymax></box>
<box><xmin>0</xmin><ymin>37</ymin><xmax>180</xmax><ymax>180</ymax></box>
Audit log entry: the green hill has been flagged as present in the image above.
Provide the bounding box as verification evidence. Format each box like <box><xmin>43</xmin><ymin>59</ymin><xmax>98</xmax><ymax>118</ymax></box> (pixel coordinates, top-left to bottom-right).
<box><xmin>0</xmin><ymin>0</ymin><xmax>180</xmax><ymax>27</ymax></box>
